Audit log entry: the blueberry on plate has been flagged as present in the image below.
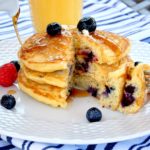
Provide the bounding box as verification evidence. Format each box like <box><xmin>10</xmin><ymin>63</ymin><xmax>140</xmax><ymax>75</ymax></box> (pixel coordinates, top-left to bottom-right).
<box><xmin>77</xmin><ymin>17</ymin><xmax>96</xmax><ymax>32</ymax></box>
<box><xmin>46</xmin><ymin>22</ymin><xmax>62</xmax><ymax>36</ymax></box>
<box><xmin>1</xmin><ymin>95</ymin><xmax>16</xmax><ymax>110</ymax></box>
<box><xmin>86</xmin><ymin>107</ymin><xmax>102</xmax><ymax>122</ymax></box>
<box><xmin>11</xmin><ymin>60</ymin><xmax>20</xmax><ymax>72</ymax></box>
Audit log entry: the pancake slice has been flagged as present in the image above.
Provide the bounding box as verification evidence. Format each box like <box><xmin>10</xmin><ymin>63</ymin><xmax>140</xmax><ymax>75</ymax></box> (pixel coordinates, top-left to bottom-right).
<box><xmin>118</xmin><ymin>64</ymin><xmax>147</xmax><ymax>113</ymax></box>
<box><xmin>73</xmin><ymin>57</ymin><xmax>134</xmax><ymax>110</ymax></box>
<box><xmin>22</xmin><ymin>64</ymin><xmax>71</xmax><ymax>88</ymax></box>
<box><xmin>18</xmin><ymin>70</ymin><xmax>70</xmax><ymax>108</ymax></box>
<box><xmin>99</xmin><ymin>63</ymin><xmax>127</xmax><ymax>110</ymax></box>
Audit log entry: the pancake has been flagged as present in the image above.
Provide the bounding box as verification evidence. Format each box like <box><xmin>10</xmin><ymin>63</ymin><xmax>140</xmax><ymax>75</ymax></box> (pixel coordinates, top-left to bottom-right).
<box><xmin>99</xmin><ymin>63</ymin><xmax>127</xmax><ymax>110</ymax></box>
<box><xmin>18</xmin><ymin>70</ymin><xmax>69</xmax><ymax>108</ymax></box>
<box><xmin>74</xmin><ymin>56</ymin><xmax>133</xmax><ymax>86</ymax></box>
<box><xmin>18</xmin><ymin>32</ymin><xmax>75</xmax><ymax>72</ymax></box>
<box><xmin>72</xmin><ymin>29</ymin><xmax>130</xmax><ymax>65</ymax></box>
<box><xmin>73</xmin><ymin>57</ymin><xmax>134</xmax><ymax>110</ymax></box>
<box><xmin>22</xmin><ymin>64</ymin><xmax>70</xmax><ymax>88</ymax></box>
<box><xmin>118</xmin><ymin>64</ymin><xmax>147</xmax><ymax>113</ymax></box>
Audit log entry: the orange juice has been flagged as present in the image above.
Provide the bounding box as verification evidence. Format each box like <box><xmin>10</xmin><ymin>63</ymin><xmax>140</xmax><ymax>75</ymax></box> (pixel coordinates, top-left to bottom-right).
<box><xmin>29</xmin><ymin>0</ymin><xmax>83</xmax><ymax>33</ymax></box>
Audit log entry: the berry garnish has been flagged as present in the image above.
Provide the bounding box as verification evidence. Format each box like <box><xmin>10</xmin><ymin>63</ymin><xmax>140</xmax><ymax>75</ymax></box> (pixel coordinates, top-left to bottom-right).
<box><xmin>134</xmin><ymin>61</ymin><xmax>141</xmax><ymax>66</ymax></box>
<box><xmin>1</xmin><ymin>95</ymin><xmax>16</xmax><ymax>110</ymax></box>
<box><xmin>11</xmin><ymin>60</ymin><xmax>20</xmax><ymax>72</ymax></box>
<box><xmin>77</xmin><ymin>17</ymin><xmax>96</xmax><ymax>32</ymax></box>
<box><xmin>86</xmin><ymin>107</ymin><xmax>102</xmax><ymax>122</ymax></box>
<box><xmin>0</xmin><ymin>63</ymin><xmax>17</xmax><ymax>87</ymax></box>
<box><xmin>46</xmin><ymin>22</ymin><xmax>62</xmax><ymax>36</ymax></box>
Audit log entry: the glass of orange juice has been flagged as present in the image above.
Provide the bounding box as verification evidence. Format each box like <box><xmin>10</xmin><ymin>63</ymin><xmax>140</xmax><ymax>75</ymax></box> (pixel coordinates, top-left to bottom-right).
<box><xmin>29</xmin><ymin>0</ymin><xmax>83</xmax><ymax>33</ymax></box>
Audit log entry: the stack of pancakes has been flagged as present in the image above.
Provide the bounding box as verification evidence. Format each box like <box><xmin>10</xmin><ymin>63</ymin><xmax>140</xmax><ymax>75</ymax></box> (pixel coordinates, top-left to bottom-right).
<box><xmin>18</xmin><ymin>27</ymin><xmax>150</xmax><ymax>113</ymax></box>
<box><xmin>18</xmin><ymin>32</ymin><xmax>75</xmax><ymax>108</ymax></box>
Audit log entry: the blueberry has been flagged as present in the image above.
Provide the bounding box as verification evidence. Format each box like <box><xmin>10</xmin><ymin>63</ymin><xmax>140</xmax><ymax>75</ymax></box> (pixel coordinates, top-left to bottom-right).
<box><xmin>121</xmin><ymin>92</ymin><xmax>135</xmax><ymax>107</ymax></box>
<box><xmin>1</xmin><ymin>95</ymin><xmax>16</xmax><ymax>110</ymax></box>
<box><xmin>134</xmin><ymin>61</ymin><xmax>141</xmax><ymax>66</ymax></box>
<box><xmin>11</xmin><ymin>60</ymin><xmax>20</xmax><ymax>72</ymax></box>
<box><xmin>81</xmin><ymin>62</ymin><xmax>89</xmax><ymax>72</ymax></box>
<box><xmin>85</xmin><ymin>52</ymin><xmax>94</xmax><ymax>62</ymax></box>
<box><xmin>77</xmin><ymin>17</ymin><xmax>96</xmax><ymax>32</ymax></box>
<box><xmin>46</xmin><ymin>22</ymin><xmax>62</xmax><ymax>36</ymax></box>
<box><xmin>86</xmin><ymin>107</ymin><xmax>102</xmax><ymax>122</ymax></box>
<box><xmin>121</xmin><ymin>85</ymin><xmax>136</xmax><ymax>107</ymax></box>
<box><xmin>103</xmin><ymin>86</ymin><xmax>114</xmax><ymax>97</ymax></box>
<box><xmin>125</xmin><ymin>85</ymin><xmax>135</xmax><ymax>94</ymax></box>
<box><xmin>105</xmin><ymin>86</ymin><xmax>111</xmax><ymax>94</ymax></box>
<box><xmin>75</xmin><ymin>62</ymin><xmax>89</xmax><ymax>72</ymax></box>
<box><xmin>87</xmin><ymin>87</ymin><xmax>98</xmax><ymax>97</ymax></box>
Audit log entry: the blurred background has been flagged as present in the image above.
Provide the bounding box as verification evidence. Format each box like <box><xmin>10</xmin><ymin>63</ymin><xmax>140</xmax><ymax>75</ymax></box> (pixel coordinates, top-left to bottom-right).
<box><xmin>121</xmin><ymin>0</ymin><xmax>150</xmax><ymax>15</ymax></box>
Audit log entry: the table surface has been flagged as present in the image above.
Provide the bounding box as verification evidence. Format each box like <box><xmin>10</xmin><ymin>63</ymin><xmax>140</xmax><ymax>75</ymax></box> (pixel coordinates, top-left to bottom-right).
<box><xmin>0</xmin><ymin>0</ymin><xmax>150</xmax><ymax>150</ymax></box>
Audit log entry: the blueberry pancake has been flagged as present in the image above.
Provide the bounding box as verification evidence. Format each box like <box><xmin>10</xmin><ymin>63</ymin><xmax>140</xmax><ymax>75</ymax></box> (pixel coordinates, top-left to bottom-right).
<box><xmin>72</xmin><ymin>28</ymin><xmax>130</xmax><ymax>69</ymax></box>
<box><xmin>74</xmin><ymin>57</ymin><xmax>133</xmax><ymax>110</ymax></box>
<box><xmin>18</xmin><ymin>32</ymin><xmax>75</xmax><ymax>72</ymax></box>
<box><xmin>73</xmin><ymin>56</ymin><xmax>133</xmax><ymax>89</ymax></box>
<box><xmin>118</xmin><ymin>64</ymin><xmax>149</xmax><ymax>113</ymax></box>
<box><xmin>99</xmin><ymin>63</ymin><xmax>128</xmax><ymax>110</ymax></box>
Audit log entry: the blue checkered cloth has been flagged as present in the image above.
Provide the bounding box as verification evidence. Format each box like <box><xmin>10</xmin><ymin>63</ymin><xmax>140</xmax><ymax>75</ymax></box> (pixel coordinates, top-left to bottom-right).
<box><xmin>0</xmin><ymin>0</ymin><xmax>150</xmax><ymax>149</ymax></box>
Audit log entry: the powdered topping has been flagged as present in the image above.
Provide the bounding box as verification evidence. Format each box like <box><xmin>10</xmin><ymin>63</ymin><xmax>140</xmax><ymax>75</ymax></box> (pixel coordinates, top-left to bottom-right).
<box><xmin>82</xmin><ymin>29</ymin><xmax>89</xmax><ymax>36</ymax></box>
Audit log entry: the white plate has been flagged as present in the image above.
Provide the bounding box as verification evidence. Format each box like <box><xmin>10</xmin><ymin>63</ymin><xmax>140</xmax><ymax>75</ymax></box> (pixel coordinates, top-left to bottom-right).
<box><xmin>0</xmin><ymin>39</ymin><xmax>150</xmax><ymax>144</ymax></box>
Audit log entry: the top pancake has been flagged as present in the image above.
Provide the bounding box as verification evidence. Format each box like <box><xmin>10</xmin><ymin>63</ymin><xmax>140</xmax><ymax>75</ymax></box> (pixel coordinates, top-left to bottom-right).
<box><xmin>73</xmin><ymin>29</ymin><xmax>130</xmax><ymax>65</ymax></box>
<box><xmin>18</xmin><ymin>31</ymin><xmax>74</xmax><ymax>72</ymax></box>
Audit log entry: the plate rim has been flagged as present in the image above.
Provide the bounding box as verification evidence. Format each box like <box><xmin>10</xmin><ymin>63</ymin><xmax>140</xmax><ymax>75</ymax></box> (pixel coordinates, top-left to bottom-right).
<box><xmin>0</xmin><ymin>129</ymin><xmax>149</xmax><ymax>144</ymax></box>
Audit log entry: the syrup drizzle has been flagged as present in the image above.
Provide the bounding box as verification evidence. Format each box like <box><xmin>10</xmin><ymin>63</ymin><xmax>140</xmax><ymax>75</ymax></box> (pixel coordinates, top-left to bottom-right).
<box><xmin>91</xmin><ymin>31</ymin><xmax>122</xmax><ymax>55</ymax></box>
<box><xmin>12</xmin><ymin>8</ymin><xmax>22</xmax><ymax>46</ymax></box>
<box><xmin>7</xmin><ymin>90</ymin><xmax>16</xmax><ymax>95</ymax></box>
<box><xmin>70</xmin><ymin>88</ymin><xmax>89</xmax><ymax>97</ymax></box>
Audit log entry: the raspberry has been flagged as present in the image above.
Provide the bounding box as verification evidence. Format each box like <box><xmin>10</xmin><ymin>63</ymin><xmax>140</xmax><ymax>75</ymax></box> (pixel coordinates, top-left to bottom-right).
<box><xmin>0</xmin><ymin>63</ymin><xmax>17</xmax><ymax>87</ymax></box>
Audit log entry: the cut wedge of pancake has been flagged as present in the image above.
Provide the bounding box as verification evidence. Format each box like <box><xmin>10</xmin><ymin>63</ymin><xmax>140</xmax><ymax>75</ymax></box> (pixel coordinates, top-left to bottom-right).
<box><xmin>73</xmin><ymin>57</ymin><xmax>134</xmax><ymax>110</ymax></box>
<box><xmin>118</xmin><ymin>64</ymin><xmax>147</xmax><ymax>113</ymax></box>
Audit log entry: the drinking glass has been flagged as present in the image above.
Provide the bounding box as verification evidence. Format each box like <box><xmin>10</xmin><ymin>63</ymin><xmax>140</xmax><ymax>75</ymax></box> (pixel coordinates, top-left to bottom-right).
<box><xmin>29</xmin><ymin>0</ymin><xmax>83</xmax><ymax>33</ymax></box>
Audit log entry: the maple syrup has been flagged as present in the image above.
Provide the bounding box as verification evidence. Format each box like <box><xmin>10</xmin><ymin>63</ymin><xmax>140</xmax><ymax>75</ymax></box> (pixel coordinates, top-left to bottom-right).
<box><xmin>70</xmin><ymin>88</ymin><xmax>89</xmax><ymax>97</ymax></box>
<box><xmin>91</xmin><ymin>31</ymin><xmax>121</xmax><ymax>55</ymax></box>
<box><xmin>12</xmin><ymin>8</ymin><xmax>22</xmax><ymax>45</ymax></box>
<box><xmin>7</xmin><ymin>90</ymin><xmax>16</xmax><ymax>95</ymax></box>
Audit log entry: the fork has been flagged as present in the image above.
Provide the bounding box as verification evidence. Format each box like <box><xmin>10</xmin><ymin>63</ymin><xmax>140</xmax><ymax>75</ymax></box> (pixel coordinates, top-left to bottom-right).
<box><xmin>144</xmin><ymin>70</ymin><xmax>150</xmax><ymax>93</ymax></box>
